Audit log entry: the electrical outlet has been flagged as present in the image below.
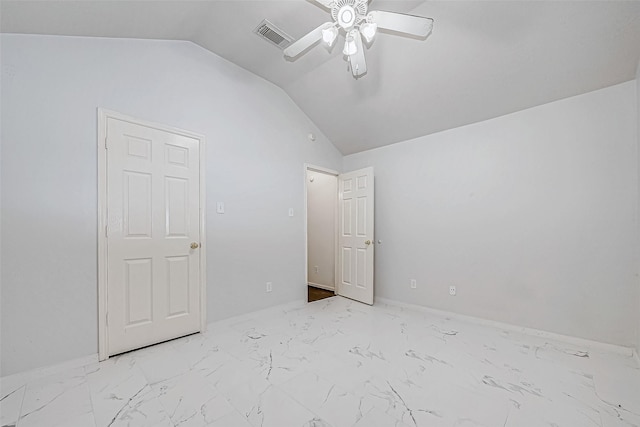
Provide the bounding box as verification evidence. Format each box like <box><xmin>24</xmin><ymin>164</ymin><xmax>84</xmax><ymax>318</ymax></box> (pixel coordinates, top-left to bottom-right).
<box><xmin>314</xmin><ymin>266</ymin><xmax>319</xmax><ymax>274</ymax></box>
<box><xmin>449</xmin><ymin>286</ymin><xmax>456</xmax><ymax>296</ymax></box>
<box><xmin>266</xmin><ymin>282</ymin><xmax>272</xmax><ymax>293</ymax></box>
<box><xmin>410</xmin><ymin>279</ymin><xmax>417</xmax><ymax>289</ymax></box>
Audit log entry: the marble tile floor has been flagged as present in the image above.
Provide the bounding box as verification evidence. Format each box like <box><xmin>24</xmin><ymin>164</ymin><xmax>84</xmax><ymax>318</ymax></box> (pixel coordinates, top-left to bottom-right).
<box><xmin>1</xmin><ymin>296</ymin><xmax>639</xmax><ymax>427</ymax></box>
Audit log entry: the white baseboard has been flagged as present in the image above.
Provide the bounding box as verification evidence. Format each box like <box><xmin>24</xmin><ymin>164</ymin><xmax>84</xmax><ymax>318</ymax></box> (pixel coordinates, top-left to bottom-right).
<box><xmin>375</xmin><ymin>297</ymin><xmax>634</xmax><ymax>357</ymax></box>
<box><xmin>207</xmin><ymin>299</ymin><xmax>307</xmax><ymax>329</ymax></box>
<box><xmin>1</xmin><ymin>353</ymin><xmax>98</xmax><ymax>385</ymax></box>
<box><xmin>308</xmin><ymin>282</ymin><xmax>335</xmax><ymax>292</ymax></box>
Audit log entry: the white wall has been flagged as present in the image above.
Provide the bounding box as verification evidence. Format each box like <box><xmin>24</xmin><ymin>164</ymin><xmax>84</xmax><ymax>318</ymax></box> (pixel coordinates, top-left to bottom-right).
<box><xmin>0</xmin><ymin>34</ymin><xmax>342</xmax><ymax>376</ymax></box>
<box><xmin>344</xmin><ymin>81</ymin><xmax>639</xmax><ymax>347</ymax></box>
<box><xmin>306</xmin><ymin>170</ymin><xmax>337</xmax><ymax>289</ymax></box>
<box><xmin>0</xmin><ymin>38</ymin><xmax>4</xmax><ymax>377</ymax></box>
<box><xmin>637</xmin><ymin>60</ymin><xmax>640</xmax><ymax>355</ymax></box>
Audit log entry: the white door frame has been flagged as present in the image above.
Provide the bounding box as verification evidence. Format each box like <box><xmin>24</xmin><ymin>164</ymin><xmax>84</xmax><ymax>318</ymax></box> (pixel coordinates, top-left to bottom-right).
<box><xmin>303</xmin><ymin>164</ymin><xmax>339</xmax><ymax>297</ymax></box>
<box><xmin>97</xmin><ymin>108</ymin><xmax>207</xmax><ymax>361</ymax></box>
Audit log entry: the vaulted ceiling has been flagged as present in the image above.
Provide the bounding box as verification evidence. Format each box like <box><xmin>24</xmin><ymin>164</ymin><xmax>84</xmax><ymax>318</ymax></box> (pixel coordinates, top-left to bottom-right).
<box><xmin>3</xmin><ymin>1</ymin><xmax>640</xmax><ymax>154</ymax></box>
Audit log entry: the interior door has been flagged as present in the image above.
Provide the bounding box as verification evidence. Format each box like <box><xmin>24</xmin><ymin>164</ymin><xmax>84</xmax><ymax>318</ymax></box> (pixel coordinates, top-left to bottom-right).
<box><xmin>337</xmin><ymin>167</ymin><xmax>374</xmax><ymax>305</ymax></box>
<box><xmin>106</xmin><ymin>117</ymin><xmax>202</xmax><ymax>356</ymax></box>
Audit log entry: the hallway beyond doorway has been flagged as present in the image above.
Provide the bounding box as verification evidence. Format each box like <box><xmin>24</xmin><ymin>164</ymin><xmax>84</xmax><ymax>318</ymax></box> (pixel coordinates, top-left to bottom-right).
<box><xmin>308</xmin><ymin>285</ymin><xmax>334</xmax><ymax>302</ymax></box>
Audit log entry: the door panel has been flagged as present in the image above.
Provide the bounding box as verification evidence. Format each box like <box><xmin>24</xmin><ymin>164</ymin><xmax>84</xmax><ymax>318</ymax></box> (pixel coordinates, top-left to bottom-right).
<box><xmin>356</xmin><ymin>249</ymin><xmax>367</xmax><ymax>289</ymax></box>
<box><xmin>106</xmin><ymin>117</ymin><xmax>201</xmax><ymax>356</ymax></box>
<box><xmin>124</xmin><ymin>258</ymin><xmax>153</xmax><ymax>327</ymax></box>
<box><xmin>342</xmin><ymin>247</ymin><xmax>352</xmax><ymax>285</ymax></box>
<box><xmin>165</xmin><ymin>177</ymin><xmax>189</xmax><ymax>237</ymax></box>
<box><xmin>342</xmin><ymin>198</ymin><xmax>353</xmax><ymax>235</ymax></box>
<box><xmin>166</xmin><ymin>255</ymin><xmax>190</xmax><ymax>317</ymax></box>
<box><xmin>124</xmin><ymin>172</ymin><xmax>152</xmax><ymax>237</ymax></box>
<box><xmin>337</xmin><ymin>167</ymin><xmax>374</xmax><ymax>305</ymax></box>
<box><xmin>356</xmin><ymin>197</ymin><xmax>366</xmax><ymax>236</ymax></box>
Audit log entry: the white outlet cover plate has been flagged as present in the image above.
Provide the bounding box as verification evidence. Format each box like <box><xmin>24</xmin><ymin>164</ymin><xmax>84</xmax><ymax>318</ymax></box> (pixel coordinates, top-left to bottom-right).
<box><xmin>449</xmin><ymin>286</ymin><xmax>456</xmax><ymax>295</ymax></box>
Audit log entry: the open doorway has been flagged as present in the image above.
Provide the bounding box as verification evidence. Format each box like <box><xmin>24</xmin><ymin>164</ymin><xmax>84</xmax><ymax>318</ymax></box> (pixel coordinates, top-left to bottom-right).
<box><xmin>305</xmin><ymin>164</ymin><xmax>376</xmax><ymax>305</ymax></box>
<box><xmin>305</xmin><ymin>165</ymin><xmax>338</xmax><ymax>302</ymax></box>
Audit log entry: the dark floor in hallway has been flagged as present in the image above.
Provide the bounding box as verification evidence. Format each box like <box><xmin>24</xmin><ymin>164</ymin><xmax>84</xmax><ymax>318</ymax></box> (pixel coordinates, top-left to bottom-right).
<box><xmin>308</xmin><ymin>285</ymin><xmax>334</xmax><ymax>302</ymax></box>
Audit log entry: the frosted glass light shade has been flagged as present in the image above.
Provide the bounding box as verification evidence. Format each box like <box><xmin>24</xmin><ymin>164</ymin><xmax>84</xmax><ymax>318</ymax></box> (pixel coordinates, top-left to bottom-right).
<box><xmin>343</xmin><ymin>34</ymin><xmax>357</xmax><ymax>56</ymax></box>
<box><xmin>322</xmin><ymin>26</ymin><xmax>338</xmax><ymax>47</ymax></box>
<box><xmin>360</xmin><ymin>22</ymin><xmax>377</xmax><ymax>43</ymax></box>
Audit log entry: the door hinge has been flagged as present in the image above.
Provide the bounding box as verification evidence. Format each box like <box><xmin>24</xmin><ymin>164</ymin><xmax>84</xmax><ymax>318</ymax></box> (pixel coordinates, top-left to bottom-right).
<box><xmin>105</xmin><ymin>312</ymin><xmax>109</xmax><ymax>326</ymax></box>
<box><xmin>104</xmin><ymin>137</ymin><xmax>108</xmax><ymax>150</ymax></box>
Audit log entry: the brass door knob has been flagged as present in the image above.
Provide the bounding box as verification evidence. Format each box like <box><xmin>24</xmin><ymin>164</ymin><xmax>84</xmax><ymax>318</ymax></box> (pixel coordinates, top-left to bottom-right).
<box><xmin>365</xmin><ymin>240</ymin><xmax>371</xmax><ymax>245</ymax></box>
<box><xmin>190</xmin><ymin>242</ymin><xmax>199</xmax><ymax>249</ymax></box>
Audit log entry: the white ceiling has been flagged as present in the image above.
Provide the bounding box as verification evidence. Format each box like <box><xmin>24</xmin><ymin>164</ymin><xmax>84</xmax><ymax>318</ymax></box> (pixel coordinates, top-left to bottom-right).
<box><xmin>3</xmin><ymin>0</ymin><xmax>640</xmax><ymax>154</ymax></box>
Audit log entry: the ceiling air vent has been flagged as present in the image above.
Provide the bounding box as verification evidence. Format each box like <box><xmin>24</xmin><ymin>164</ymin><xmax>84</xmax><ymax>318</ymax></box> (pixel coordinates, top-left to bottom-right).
<box><xmin>254</xmin><ymin>19</ymin><xmax>294</xmax><ymax>50</ymax></box>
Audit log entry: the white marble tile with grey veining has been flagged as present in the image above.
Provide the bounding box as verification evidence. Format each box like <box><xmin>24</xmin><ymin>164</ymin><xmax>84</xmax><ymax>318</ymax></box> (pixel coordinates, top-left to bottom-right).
<box><xmin>154</xmin><ymin>371</ymin><xmax>235</xmax><ymax>426</ymax></box>
<box><xmin>0</xmin><ymin>373</ymin><xmax>27</xmax><ymax>427</ymax></box>
<box><xmin>85</xmin><ymin>357</ymin><xmax>172</xmax><ymax>427</ymax></box>
<box><xmin>17</xmin><ymin>367</ymin><xmax>94</xmax><ymax>427</ymax></box>
<box><xmin>2</xmin><ymin>295</ymin><xmax>639</xmax><ymax>427</ymax></box>
<box><xmin>244</xmin><ymin>385</ymin><xmax>318</xmax><ymax>427</ymax></box>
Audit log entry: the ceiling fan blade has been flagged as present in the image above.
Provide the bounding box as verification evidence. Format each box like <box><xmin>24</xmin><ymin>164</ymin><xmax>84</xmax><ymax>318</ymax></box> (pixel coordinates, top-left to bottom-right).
<box><xmin>368</xmin><ymin>10</ymin><xmax>434</xmax><ymax>38</ymax></box>
<box><xmin>284</xmin><ymin>22</ymin><xmax>334</xmax><ymax>58</ymax></box>
<box><xmin>311</xmin><ymin>0</ymin><xmax>334</xmax><ymax>8</ymax></box>
<box><xmin>349</xmin><ymin>32</ymin><xmax>367</xmax><ymax>78</ymax></box>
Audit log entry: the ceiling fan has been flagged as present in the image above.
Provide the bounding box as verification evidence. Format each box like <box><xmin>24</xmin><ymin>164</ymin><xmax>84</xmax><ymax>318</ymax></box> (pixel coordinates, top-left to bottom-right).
<box><xmin>283</xmin><ymin>0</ymin><xmax>434</xmax><ymax>79</ymax></box>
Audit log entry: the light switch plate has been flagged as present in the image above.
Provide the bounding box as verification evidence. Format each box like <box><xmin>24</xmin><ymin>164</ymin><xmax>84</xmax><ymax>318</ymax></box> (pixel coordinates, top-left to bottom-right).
<box><xmin>216</xmin><ymin>202</ymin><xmax>225</xmax><ymax>214</ymax></box>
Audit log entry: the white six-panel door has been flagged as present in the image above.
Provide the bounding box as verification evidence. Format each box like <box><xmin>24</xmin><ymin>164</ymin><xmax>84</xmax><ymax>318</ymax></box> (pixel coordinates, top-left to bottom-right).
<box><xmin>337</xmin><ymin>167</ymin><xmax>374</xmax><ymax>305</ymax></box>
<box><xmin>104</xmin><ymin>115</ymin><xmax>203</xmax><ymax>356</ymax></box>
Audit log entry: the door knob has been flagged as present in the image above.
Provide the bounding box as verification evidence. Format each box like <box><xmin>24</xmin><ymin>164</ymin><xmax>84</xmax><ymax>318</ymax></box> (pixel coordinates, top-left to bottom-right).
<box><xmin>365</xmin><ymin>240</ymin><xmax>371</xmax><ymax>245</ymax></box>
<box><xmin>190</xmin><ymin>242</ymin><xmax>199</xmax><ymax>249</ymax></box>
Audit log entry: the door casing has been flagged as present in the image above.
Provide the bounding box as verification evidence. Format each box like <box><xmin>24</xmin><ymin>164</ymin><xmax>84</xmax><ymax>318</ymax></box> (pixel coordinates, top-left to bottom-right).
<box><xmin>97</xmin><ymin>108</ymin><xmax>207</xmax><ymax>361</ymax></box>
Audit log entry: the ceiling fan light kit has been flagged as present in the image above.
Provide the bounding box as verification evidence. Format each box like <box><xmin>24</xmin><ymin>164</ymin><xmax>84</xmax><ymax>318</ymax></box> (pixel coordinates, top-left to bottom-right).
<box><xmin>283</xmin><ymin>0</ymin><xmax>434</xmax><ymax>79</ymax></box>
<box><xmin>322</xmin><ymin>26</ymin><xmax>339</xmax><ymax>47</ymax></box>
<box><xmin>343</xmin><ymin>31</ymin><xmax>358</xmax><ymax>56</ymax></box>
<box><xmin>359</xmin><ymin>21</ymin><xmax>377</xmax><ymax>44</ymax></box>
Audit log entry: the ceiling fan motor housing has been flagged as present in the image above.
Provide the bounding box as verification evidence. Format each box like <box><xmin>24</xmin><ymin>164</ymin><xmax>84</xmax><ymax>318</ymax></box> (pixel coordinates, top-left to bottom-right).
<box><xmin>332</xmin><ymin>0</ymin><xmax>368</xmax><ymax>30</ymax></box>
